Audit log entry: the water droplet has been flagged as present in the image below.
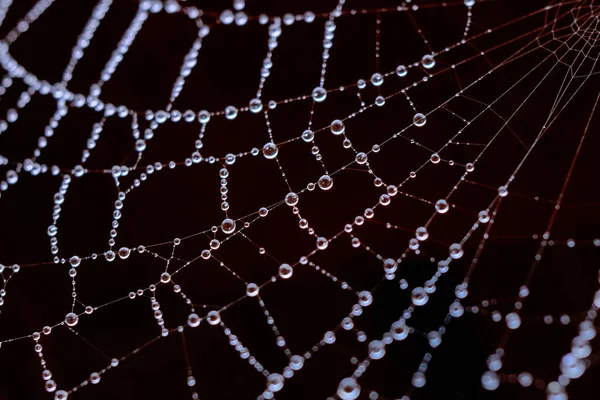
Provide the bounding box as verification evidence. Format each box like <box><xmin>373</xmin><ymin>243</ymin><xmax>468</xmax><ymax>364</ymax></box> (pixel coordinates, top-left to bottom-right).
<box><xmin>478</xmin><ymin>210</ymin><xmax>490</xmax><ymax>223</ymax></box>
<box><xmin>396</xmin><ymin>65</ymin><xmax>407</xmax><ymax>77</ymax></box>
<box><xmin>65</xmin><ymin>312</ymin><xmax>79</xmax><ymax>326</ymax></box>
<box><xmin>421</xmin><ymin>54</ymin><xmax>436</xmax><ymax>69</ymax></box>
<box><xmin>224</xmin><ymin>106</ymin><xmax>238</xmax><ymax>120</ymax></box>
<box><xmin>207</xmin><ymin>310</ymin><xmax>221</xmax><ymax>325</ymax></box>
<box><xmin>383</xmin><ymin>258</ymin><xmax>397</xmax><ymax>274</ymax></box>
<box><xmin>412</xmin><ymin>371</ymin><xmax>426</xmax><ymax>387</ymax></box>
<box><xmin>416</xmin><ymin>227</ymin><xmax>429</xmax><ymax>241</ymax></box>
<box><xmin>449</xmin><ymin>243</ymin><xmax>464</xmax><ymax>259</ymax></box>
<box><xmin>518</xmin><ymin>372</ymin><xmax>532</xmax><ymax>387</ymax></box>
<box><xmin>330</xmin><ymin>119</ymin><xmax>345</xmax><ymax>135</ymax></box>
<box><xmin>368</xmin><ymin>340</ymin><xmax>386</xmax><ymax>359</ymax></box>
<box><xmin>267</xmin><ymin>373</ymin><xmax>284</xmax><ymax>392</ymax></box>
<box><xmin>358</xmin><ymin>291</ymin><xmax>373</xmax><ymax>306</ymax></box>
<box><xmin>249</xmin><ymin>98</ymin><xmax>263</xmax><ymax>113</ymax></box>
<box><xmin>221</xmin><ymin>218</ymin><xmax>236</xmax><ymax>234</ymax></box>
<box><xmin>371</xmin><ymin>73</ymin><xmax>383</xmax><ymax>86</ymax></box>
<box><xmin>450</xmin><ymin>301</ymin><xmax>464</xmax><ymax>317</ymax></box>
<box><xmin>285</xmin><ymin>192</ymin><xmax>298</xmax><ymax>206</ymax></box>
<box><xmin>160</xmin><ymin>272</ymin><xmax>171</xmax><ymax>283</ymax></box>
<box><xmin>337</xmin><ymin>377</ymin><xmax>360</xmax><ymax>400</ymax></box>
<box><xmin>246</xmin><ymin>283</ymin><xmax>259</xmax><ymax>297</ymax></box>
<box><xmin>118</xmin><ymin>247</ymin><xmax>130</xmax><ymax>259</ymax></box>
<box><xmin>318</xmin><ymin>175</ymin><xmax>333</xmax><ymax>190</ymax></box>
<box><xmin>391</xmin><ymin>320</ymin><xmax>408</xmax><ymax>340</ymax></box>
<box><xmin>289</xmin><ymin>355</ymin><xmax>304</xmax><ymax>370</ymax></box>
<box><xmin>481</xmin><ymin>371</ymin><xmax>499</xmax><ymax>391</ymax></box>
<box><xmin>413</xmin><ymin>113</ymin><xmax>426</xmax><ymax>127</ymax></box>
<box><xmin>262</xmin><ymin>142</ymin><xmax>278</xmax><ymax>159</ymax></box>
<box><xmin>188</xmin><ymin>313</ymin><xmax>201</xmax><ymax>327</ymax></box>
<box><xmin>316</xmin><ymin>237</ymin><xmax>328</xmax><ymax>250</ymax></box>
<box><xmin>355</xmin><ymin>152</ymin><xmax>367</xmax><ymax>164</ymax></box>
<box><xmin>279</xmin><ymin>263</ymin><xmax>293</xmax><ymax>279</ymax></box>
<box><xmin>435</xmin><ymin>199</ymin><xmax>449</xmax><ymax>214</ymax></box>
<box><xmin>105</xmin><ymin>251</ymin><xmax>116</xmax><ymax>262</ymax></box>
<box><xmin>312</xmin><ymin>87</ymin><xmax>327</xmax><ymax>102</ymax></box>
<box><xmin>411</xmin><ymin>287</ymin><xmax>429</xmax><ymax>306</ymax></box>
<box><xmin>295</xmin><ymin>131</ymin><xmax>310</xmax><ymax>145</ymax></box>
<box><xmin>198</xmin><ymin>110</ymin><xmax>210</xmax><ymax>124</ymax></box>
<box><xmin>506</xmin><ymin>312</ymin><xmax>521</xmax><ymax>329</ymax></box>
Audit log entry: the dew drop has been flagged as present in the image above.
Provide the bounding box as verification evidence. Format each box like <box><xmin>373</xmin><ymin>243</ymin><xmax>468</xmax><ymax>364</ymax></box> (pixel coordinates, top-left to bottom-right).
<box><xmin>435</xmin><ymin>199</ymin><xmax>449</xmax><ymax>214</ymax></box>
<box><xmin>262</xmin><ymin>142</ymin><xmax>278</xmax><ymax>159</ymax></box>
<box><xmin>330</xmin><ymin>119</ymin><xmax>345</xmax><ymax>135</ymax></box>
<box><xmin>413</xmin><ymin>113</ymin><xmax>426</xmax><ymax>127</ymax></box>
<box><xmin>221</xmin><ymin>218</ymin><xmax>236</xmax><ymax>234</ymax></box>
<box><xmin>318</xmin><ymin>175</ymin><xmax>333</xmax><ymax>190</ymax></box>
<box><xmin>312</xmin><ymin>87</ymin><xmax>327</xmax><ymax>102</ymax></box>
<box><xmin>65</xmin><ymin>312</ymin><xmax>79</xmax><ymax>327</ymax></box>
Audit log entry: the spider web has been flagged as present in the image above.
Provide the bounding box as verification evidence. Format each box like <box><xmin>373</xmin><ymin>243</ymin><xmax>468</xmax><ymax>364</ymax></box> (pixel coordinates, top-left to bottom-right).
<box><xmin>0</xmin><ymin>0</ymin><xmax>599</xmax><ymax>399</ymax></box>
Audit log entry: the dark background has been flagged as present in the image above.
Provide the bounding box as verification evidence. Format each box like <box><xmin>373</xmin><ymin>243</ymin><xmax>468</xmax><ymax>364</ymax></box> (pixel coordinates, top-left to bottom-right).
<box><xmin>0</xmin><ymin>0</ymin><xmax>599</xmax><ymax>399</ymax></box>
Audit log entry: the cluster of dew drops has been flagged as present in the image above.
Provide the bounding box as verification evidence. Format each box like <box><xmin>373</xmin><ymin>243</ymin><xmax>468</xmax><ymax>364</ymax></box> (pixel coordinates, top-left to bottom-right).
<box><xmin>1</xmin><ymin>0</ymin><xmax>598</xmax><ymax>399</ymax></box>
<box><xmin>34</xmin><ymin>1</ymin><xmax>519</xmax><ymax>399</ymax></box>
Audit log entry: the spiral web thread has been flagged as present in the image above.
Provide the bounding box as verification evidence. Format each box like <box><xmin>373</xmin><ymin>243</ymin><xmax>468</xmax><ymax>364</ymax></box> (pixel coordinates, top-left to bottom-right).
<box><xmin>0</xmin><ymin>0</ymin><xmax>599</xmax><ymax>399</ymax></box>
